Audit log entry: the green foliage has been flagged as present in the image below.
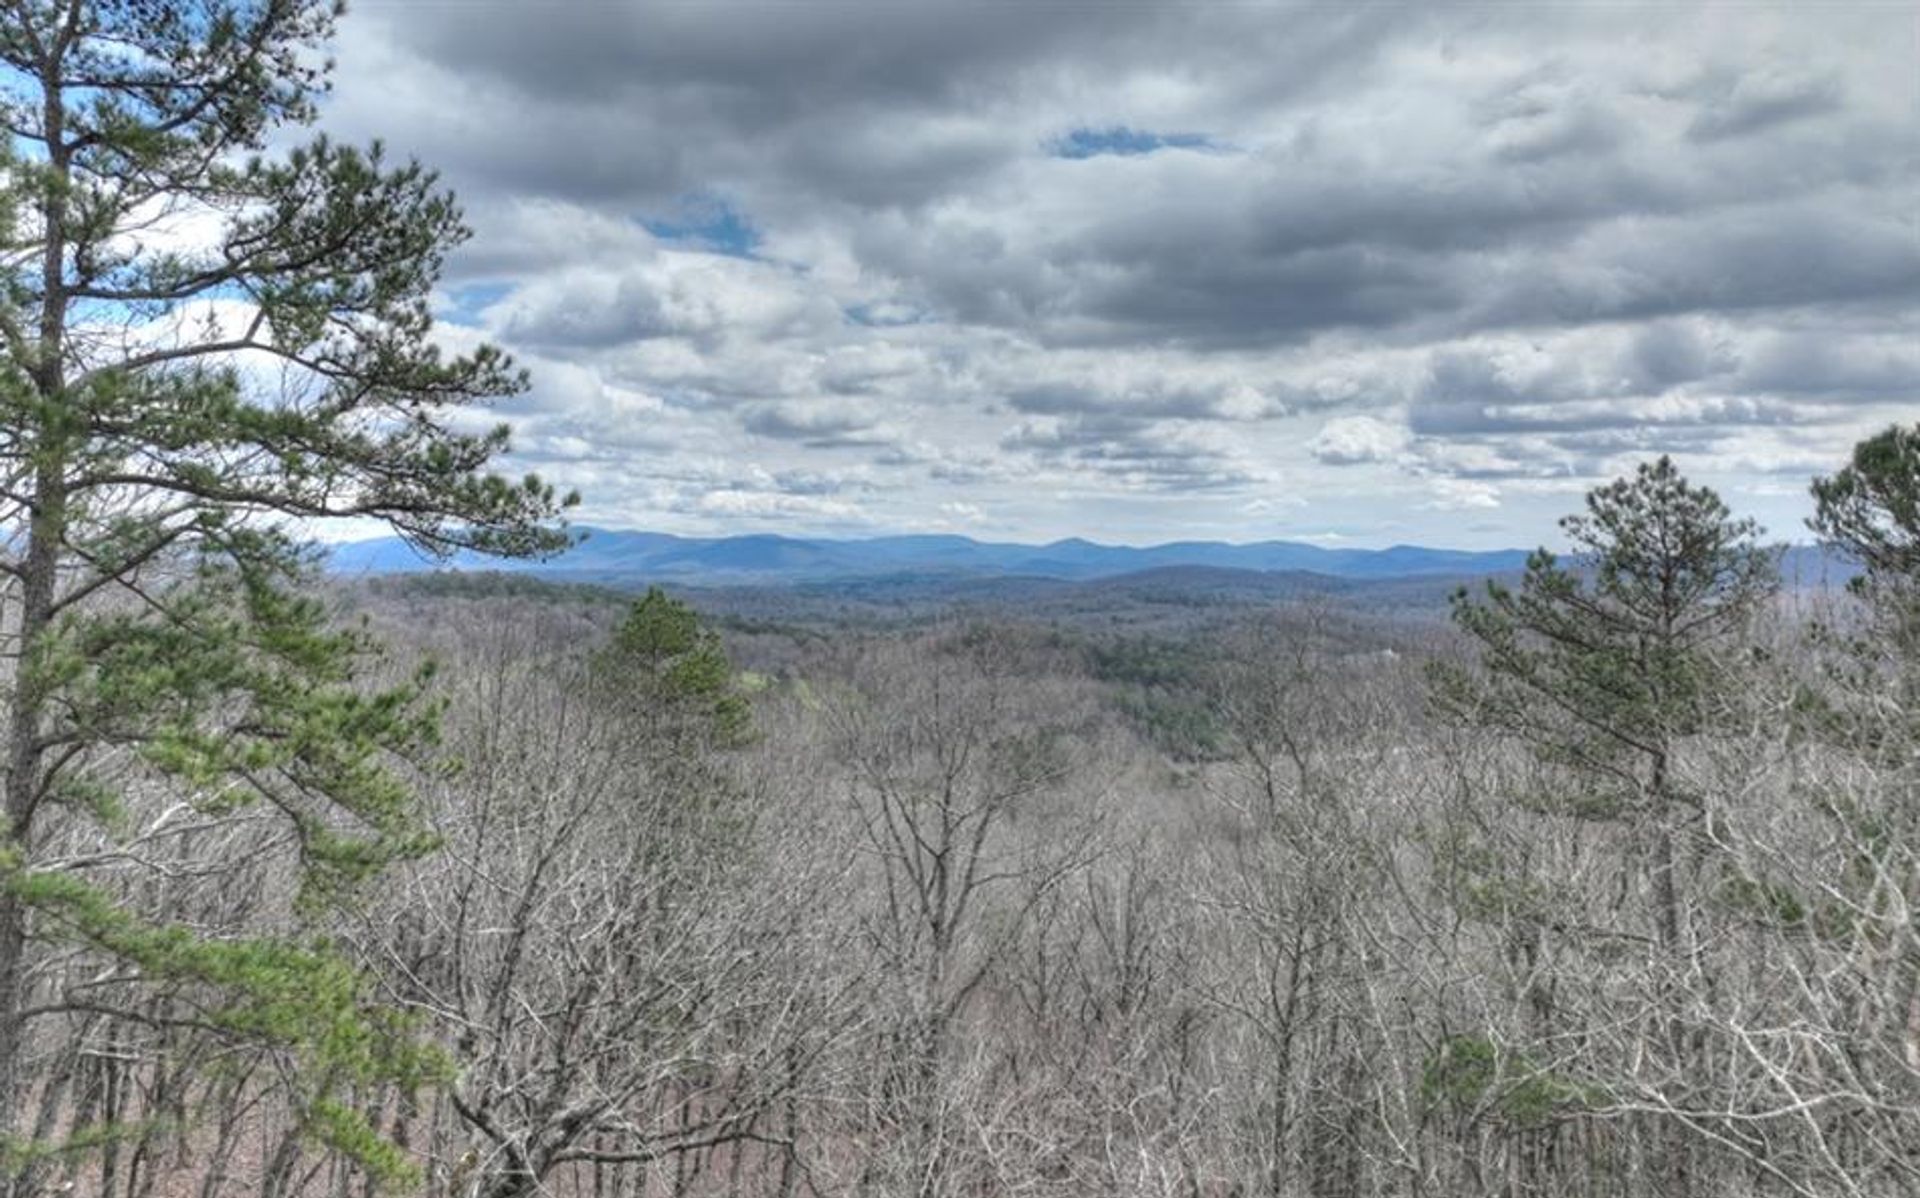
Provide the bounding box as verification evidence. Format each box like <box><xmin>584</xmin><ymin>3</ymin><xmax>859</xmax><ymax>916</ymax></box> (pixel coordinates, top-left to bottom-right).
<box><xmin>1714</xmin><ymin>865</ymin><xmax>1805</xmax><ymax>927</ymax></box>
<box><xmin>1111</xmin><ymin>688</ymin><xmax>1222</xmax><ymax>760</ymax></box>
<box><xmin>367</xmin><ymin>569</ymin><xmax>629</xmax><ymax>606</ymax></box>
<box><xmin>1085</xmin><ymin>634</ymin><xmax>1210</xmax><ymax>690</ymax></box>
<box><xmin>1421</xmin><ymin>1035</ymin><xmax>1600</xmax><ymax>1128</ymax></box>
<box><xmin>1800</xmin><ymin>430</ymin><xmax>1920</xmax><ymax>920</ymax></box>
<box><xmin>1810</xmin><ymin>423</ymin><xmax>1920</xmax><ymax>602</ymax></box>
<box><xmin>0</xmin><ymin>1119</ymin><xmax>168</xmax><ymax>1181</ymax></box>
<box><xmin>1433</xmin><ymin>457</ymin><xmax>1777</xmax><ymax>816</ymax></box>
<box><xmin>1423</xmin><ymin>826</ymin><xmax>1552</xmax><ymax>924</ymax></box>
<box><xmin>1080</xmin><ymin>633</ymin><xmax>1223</xmax><ymax>758</ymax></box>
<box><xmin>1808</xmin><ymin>424</ymin><xmax>1920</xmax><ymax>735</ymax></box>
<box><xmin>0</xmin><ymin>1</ymin><xmax>569</xmax><ymax>1183</ymax></box>
<box><xmin>597</xmin><ymin>587</ymin><xmax>753</xmax><ymax>748</ymax></box>
<box><xmin>1</xmin><ymin>862</ymin><xmax>442</xmax><ymax>1185</ymax></box>
<box><xmin>17</xmin><ymin>536</ymin><xmax>451</xmax><ymax>923</ymax></box>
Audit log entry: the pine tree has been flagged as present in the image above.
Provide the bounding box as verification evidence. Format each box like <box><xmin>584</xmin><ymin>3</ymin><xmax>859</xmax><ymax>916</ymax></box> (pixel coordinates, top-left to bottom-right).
<box><xmin>1435</xmin><ymin>457</ymin><xmax>1779</xmax><ymax>955</ymax></box>
<box><xmin>1803</xmin><ymin>429</ymin><xmax>1920</xmax><ymax>1117</ymax></box>
<box><xmin>0</xmin><ymin>1</ymin><xmax>570</xmax><ymax>1186</ymax></box>
<box><xmin>1436</xmin><ymin>457</ymin><xmax>1778</xmax><ymax>842</ymax></box>
<box><xmin>1811</xmin><ymin>422</ymin><xmax>1920</xmax><ymax>654</ymax></box>
<box><xmin>1432</xmin><ymin>457</ymin><xmax>1778</xmax><ymax>1198</ymax></box>
<box><xmin>596</xmin><ymin>586</ymin><xmax>752</xmax><ymax>750</ymax></box>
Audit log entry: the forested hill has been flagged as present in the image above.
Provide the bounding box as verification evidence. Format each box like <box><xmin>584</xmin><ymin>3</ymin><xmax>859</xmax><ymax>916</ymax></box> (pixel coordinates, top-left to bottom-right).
<box><xmin>329</xmin><ymin>526</ymin><xmax>1855</xmax><ymax>591</ymax></box>
<box><xmin>328</xmin><ymin>526</ymin><xmax>1538</xmax><ymax>583</ymax></box>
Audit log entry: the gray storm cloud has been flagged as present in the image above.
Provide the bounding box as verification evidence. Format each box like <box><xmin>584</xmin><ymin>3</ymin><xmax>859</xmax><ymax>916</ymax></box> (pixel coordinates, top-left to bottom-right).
<box><xmin>320</xmin><ymin>1</ymin><xmax>1918</xmax><ymax>546</ymax></box>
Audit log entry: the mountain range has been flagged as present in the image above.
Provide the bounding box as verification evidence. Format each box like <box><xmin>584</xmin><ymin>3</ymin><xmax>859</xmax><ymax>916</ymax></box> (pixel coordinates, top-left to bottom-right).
<box><xmin>327</xmin><ymin>527</ymin><xmax>1544</xmax><ymax>585</ymax></box>
<box><xmin>328</xmin><ymin>528</ymin><xmax>1861</xmax><ymax>596</ymax></box>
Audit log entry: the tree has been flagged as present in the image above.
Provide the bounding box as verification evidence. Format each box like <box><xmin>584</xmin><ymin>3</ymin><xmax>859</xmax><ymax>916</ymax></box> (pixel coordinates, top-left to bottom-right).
<box><xmin>1812</xmin><ymin>422</ymin><xmax>1920</xmax><ymax>652</ymax></box>
<box><xmin>1200</xmin><ymin>609</ymin><xmax>1400</xmax><ymax>1196</ymax></box>
<box><xmin>1434</xmin><ymin>457</ymin><xmax>1778</xmax><ymax>1198</ymax></box>
<box><xmin>825</xmin><ymin>628</ymin><xmax>1098</xmax><ymax>1196</ymax></box>
<box><xmin>354</xmin><ymin>606</ymin><xmax>826</xmax><ymax>1198</ymax></box>
<box><xmin>1804</xmin><ymin>422</ymin><xmax>1920</xmax><ymax>764</ymax></box>
<box><xmin>1811</xmin><ymin>424</ymin><xmax>1920</xmax><ymax>591</ymax></box>
<box><xmin>1437</xmin><ymin>457</ymin><xmax>1777</xmax><ymax>843</ymax></box>
<box><xmin>595</xmin><ymin>586</ymin><xmax>752</xmax><ymax>750</ymax></box>
<box><xmin>1794</xmin><ymin>425</ymin><xmax>1920</xmax><ymax>1192</ymax></box>
<box><xmin>0</xmin><ymin>1</ymin><xmax>569</xmax><ymax>1188</ymax></box>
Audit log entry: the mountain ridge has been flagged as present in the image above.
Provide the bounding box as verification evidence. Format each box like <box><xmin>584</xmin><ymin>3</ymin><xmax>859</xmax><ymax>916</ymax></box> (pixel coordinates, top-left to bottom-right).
<box><xmin>326</xmin><ymin>526</ymin><xmax>1539</xmax><ymax>585</ymax></box>
<box><xmin>327</xmin><ymin>527</ymin><xmax>1855</xmax><ymax>590</ymax></box>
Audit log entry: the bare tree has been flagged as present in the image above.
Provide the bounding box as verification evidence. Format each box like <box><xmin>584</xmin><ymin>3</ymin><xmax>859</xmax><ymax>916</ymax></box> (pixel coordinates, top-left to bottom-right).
<box><xmin>824</xmin><ymin>628</ymin><xmax>1102</xmax><ymax>1196</ymax></box>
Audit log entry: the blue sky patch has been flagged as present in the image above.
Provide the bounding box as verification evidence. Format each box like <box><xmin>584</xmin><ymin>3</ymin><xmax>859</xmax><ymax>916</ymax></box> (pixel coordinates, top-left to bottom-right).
<box><xmin>443</xmin><ymin>281</ymin><xmax>513</xmax><ymax>324</ymax></box>
<box><xmin>1050</xmin><ymin>126</ymin><xmax>1215</xmax><ymax>159</ymax></box>
<box><xmin>642</xmin><ymin>197</ymin><xmax>761</xmax><ymax>257</ymax></box>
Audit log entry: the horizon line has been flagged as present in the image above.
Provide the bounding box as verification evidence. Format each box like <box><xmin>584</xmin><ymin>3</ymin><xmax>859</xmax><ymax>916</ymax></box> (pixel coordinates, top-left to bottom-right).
<box><xmin>323</xmin><ymin>523</ymin><xmax>1839</xmax><ymax>557</ymax></box>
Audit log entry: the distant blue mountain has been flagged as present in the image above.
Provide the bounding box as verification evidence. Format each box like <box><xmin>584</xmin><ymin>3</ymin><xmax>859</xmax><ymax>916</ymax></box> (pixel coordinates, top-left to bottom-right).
<box><xmin>326</xmin><ymin>527</ymin><xmax>1858</xmax><ymax>590</ymax></box>
<box><xmin>327</xmin><ymin>526</ymin><xmax>1540</xmax><ymax>585</ymax></box>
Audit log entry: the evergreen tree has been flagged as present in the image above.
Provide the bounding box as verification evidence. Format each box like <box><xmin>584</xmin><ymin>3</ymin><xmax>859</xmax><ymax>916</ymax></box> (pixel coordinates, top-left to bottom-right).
<box><xmin>1436</xmin><ymin>457</ymin><xmax>1778</xmax><ymax>840</ymax></box>
<box><xmin>0</xmin><ymin>1</ymin><xmax>570</xmax><ymax>1186</ymax></box>
<box><xmin>1806</xmin><ymin>422</ymin><xmax>1920</xmax><ymax>738</ymax></box>
<box><xmin>595</xmin><ymin>586</ymin><xmax>751</xmax><ymax>750</ymax></box>
<box><xmin>1811</xmin><ymin>422</ymin><xmax>1920</xmax><ymax>652</ymax></box>
<box><xmin>1433</xmin><ymin>457</ymin><xmax>1778</xmax><ymax>1198</ymax></box>
<box><xmin>1802</xmin><ymin>427</ymin><xmax>1919</xmax><ymax>1046</ymax></box>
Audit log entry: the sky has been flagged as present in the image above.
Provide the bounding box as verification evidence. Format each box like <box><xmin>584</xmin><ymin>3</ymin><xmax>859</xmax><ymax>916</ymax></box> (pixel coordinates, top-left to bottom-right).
<box><xmin>317</xmin><ymin>1</ymin><xmax>1919</xmax><ymax>549</ymax></box>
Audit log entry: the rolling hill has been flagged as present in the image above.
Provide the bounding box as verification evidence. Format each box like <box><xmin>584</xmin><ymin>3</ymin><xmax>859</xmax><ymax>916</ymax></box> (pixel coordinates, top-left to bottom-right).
<box><xmin>328</xmin><ymin>526</ymin><xmax>1538</xmax><ymax>585</ymax></box>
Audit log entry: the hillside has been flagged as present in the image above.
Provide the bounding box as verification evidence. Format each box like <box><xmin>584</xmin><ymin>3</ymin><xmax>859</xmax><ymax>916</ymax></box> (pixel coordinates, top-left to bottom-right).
<box><xmin>328</xmin><ymin>526</ymin><xmax>1536</xmax><ymax>585</ymax></box>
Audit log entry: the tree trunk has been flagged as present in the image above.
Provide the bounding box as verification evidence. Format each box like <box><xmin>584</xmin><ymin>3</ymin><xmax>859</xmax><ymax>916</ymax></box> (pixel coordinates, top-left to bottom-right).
<box><xmin>1</xmin><ymin>38</ymin><xmax>72</xmax><ymax>1166</ymax></box>
<box><xmin>0</xmin><ymin>481</ymin><xmax>63</xmax><ymax>1194</ymax></box>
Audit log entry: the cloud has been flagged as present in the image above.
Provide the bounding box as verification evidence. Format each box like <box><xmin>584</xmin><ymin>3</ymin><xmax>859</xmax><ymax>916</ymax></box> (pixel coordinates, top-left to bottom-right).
<box><xmin>937</xmin><ymin>500</ymin><xmax>988</xmax><ymax>527</ymax></box>
<box><xmin>306</xmin><ymin>0</ymin><xmax>1918</xmax><ymax>546</ymax></box>
<box><xmin>1685</xmin><ymin>67</ymin><xmax>1844</xmax><ymax>143</ymax></box>
<box><xmin>1311</xmin><ymin>415</ymin><xmax>1410</xmax><ymax>465</ymax></box>
<box><xmin>1001</xmin><ymin>414</ymin><xmax>1267</xmax><ymax>491</ymax></box>
<box><xmin>693</xmin><ymin>490</ymin><xmax>866</xmax><ymax>521</ymax></box>
<box><xmin>1420</xmin><ymin>479</ymin><xmax>1502</xmax><ymax>511</ymax></box>
<box><xmin>741</xmin><ymin>399</ymin><xmax>890</xmax><ymax>444</ymax></box>
<box><xmin>490</xmin><ymin>255</ymin><xmax>841</xmax><ymax>351</ymax></box>
<box><xmin>1478</xmin><ymin>76</ymin><xmax>1625</xmax><ymax>164</ymax></box>
<box><xmin>1004</xmin><ymin>378</ymin><xmax>1283</xmax><ymax>421</ymax></box>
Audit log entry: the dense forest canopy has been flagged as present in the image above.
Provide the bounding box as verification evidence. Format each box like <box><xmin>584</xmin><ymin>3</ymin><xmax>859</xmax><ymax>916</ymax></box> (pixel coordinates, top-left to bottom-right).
<box><xmin>2</xmin><ymin>4</ymin><xmax>1917</xmax><ymax>1198</ymax></box>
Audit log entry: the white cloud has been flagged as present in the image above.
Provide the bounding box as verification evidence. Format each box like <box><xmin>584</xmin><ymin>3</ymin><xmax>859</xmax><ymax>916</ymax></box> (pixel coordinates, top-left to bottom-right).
<box><xmin>693</xmin><ymin>490</ymin><xmax>866</xmax><ymax>521</ymax></box>
<box><xmin>1310</xmin><ymin>415</ymin><xmax>1410</xmax><ymax>465</ymax></box>
<box><xmin>300</xmin><ymin>1</ymin><xmax>1917</xmax><ymax>548</ymax></box>
<box><xmin>1420</xmin><ymin>479</ymin><xmax>1502</xmax><ymax>511</ymax></box>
